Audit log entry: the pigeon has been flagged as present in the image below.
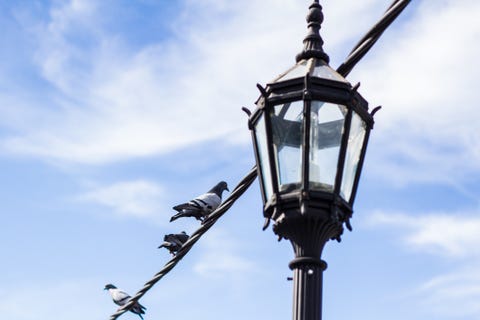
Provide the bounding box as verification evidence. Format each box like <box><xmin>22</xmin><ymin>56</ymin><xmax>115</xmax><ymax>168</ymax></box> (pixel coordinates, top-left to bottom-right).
<box><xmin>158</xmin><ymin>231</ymin><xmax>190</xmax><ymax>255</ymax></box>
<box><xmin>104</xmin><ymin>284</ymin><xmax>146</xmax><ymax>320</ymax></box>
<box><xmin>170</xmin><ymin>181</ymin><xmax>229</xmax><ymax>222</ymax></box>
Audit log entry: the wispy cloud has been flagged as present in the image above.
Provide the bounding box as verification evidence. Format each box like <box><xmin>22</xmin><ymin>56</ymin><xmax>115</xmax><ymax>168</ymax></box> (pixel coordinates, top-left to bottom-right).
<box><xmin>365</xmin><ymin>210</ymin><xmax>480</xmax><ymax>318</ymax></box>
<box><xmin>365</xmin><ymin>210</ymin><xmax>480</xmax><ymax>258</ymax></box>
<box><xmin>78</xmin><ymin>180</ymin><xmax>164</xmax><ymax>218</ymax></box>
<box><xmin>415</xmin><ymin>267</ymin><xmax>480</xmax><ymax>317</ymax></box>
<box><xmin>355</xmin><ymin>0</ymin><xmax>480</xmax><ymax>186</ymax></box>
<box><xmin>0</xmin><ymin>0</ymin><xmax>478</xmax><ymax>195</ymax></box>
<box><xmin>0</xmin><ymin>0</ymin><xmax>398</xmax><ymax>165</ymax></box>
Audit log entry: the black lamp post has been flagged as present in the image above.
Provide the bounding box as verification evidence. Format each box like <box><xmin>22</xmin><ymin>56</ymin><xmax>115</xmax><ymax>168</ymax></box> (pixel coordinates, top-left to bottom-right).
<box><xmin>248</xmin><ymin>1</ymin><xmax>377</xmax><ymax>320</ymax></box>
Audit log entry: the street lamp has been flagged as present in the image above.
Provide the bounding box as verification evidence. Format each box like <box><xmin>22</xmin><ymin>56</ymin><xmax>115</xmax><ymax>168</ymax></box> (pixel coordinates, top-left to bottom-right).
<box><xmin>248</xmin><ymin>1</ymin><xmax>378</xmax><ymax>320</ymax></box>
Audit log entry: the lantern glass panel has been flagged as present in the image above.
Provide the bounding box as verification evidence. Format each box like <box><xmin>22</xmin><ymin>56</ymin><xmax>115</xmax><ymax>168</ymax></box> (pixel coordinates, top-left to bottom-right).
<box><xmin>340</xmin><ymin>111</ymin><xmax>367</xmax><ymax>201</ymax></box>
<box><xmin>254</xmin><ymin>113</ymin><xmax>274</xmax><ymax>200</ymax></box>
<box><xmin>311</xmin><ymin>60</ymin><xmax>349</xmax><ymax>83</ymax></box>
<box><xmin>271</xmin><ymin>101</ymin><xmax>304</xmax><ymax>193</ymax></box>
<box><xmin>276</xmin><ymin>60</ymin><xmax>309</xmax><ymax>81</ymax></box>
<box><xmin>309</xmin><ymin>101</ymin><xmax>347</xmax><ymax>192</ymax></box>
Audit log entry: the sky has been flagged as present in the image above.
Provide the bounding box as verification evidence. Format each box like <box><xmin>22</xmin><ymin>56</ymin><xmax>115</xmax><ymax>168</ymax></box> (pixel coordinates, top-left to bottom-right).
<box><xmin>0</xmin><ymin>0</ymin><xmax>479</xmax><ymax>319</ymax></box>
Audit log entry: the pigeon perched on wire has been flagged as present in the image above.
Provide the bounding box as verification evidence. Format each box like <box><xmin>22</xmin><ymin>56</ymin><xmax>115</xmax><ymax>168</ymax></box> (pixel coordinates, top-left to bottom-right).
<box><xmin>170</xmin><ymin>181</ymin><xmax>229</xmax><ymax>222</ymax></box>
<box><xmin>158</xmin><ymin>231</ymin><xmax>190</xmax><ymax>255</ymax></box>
<box><xmin>104</xmin><ymin>284</ymin><xmax>146</xmax><ymax>320</ymax></box>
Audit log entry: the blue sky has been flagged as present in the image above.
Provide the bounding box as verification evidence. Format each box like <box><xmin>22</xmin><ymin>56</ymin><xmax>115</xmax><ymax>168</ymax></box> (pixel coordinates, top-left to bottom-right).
<box><xmin>0</xmin><ymin>0</ymin><xmax>479</xmax><ymax>319</ymax></box>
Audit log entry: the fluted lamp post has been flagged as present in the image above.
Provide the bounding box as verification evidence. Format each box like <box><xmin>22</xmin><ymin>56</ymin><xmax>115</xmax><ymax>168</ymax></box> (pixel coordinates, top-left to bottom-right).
<box><xmin>247</xmin><ymin>1</ymin><xmax>378</xmax><ymax>320</ymax></box>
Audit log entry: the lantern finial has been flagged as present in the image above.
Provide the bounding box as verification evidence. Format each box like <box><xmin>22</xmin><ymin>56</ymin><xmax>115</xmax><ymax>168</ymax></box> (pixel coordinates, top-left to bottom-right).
<box><xmin>295</xmin><ymin>1</ymin><xmax>330</xmax><ymax>63</ymax></box>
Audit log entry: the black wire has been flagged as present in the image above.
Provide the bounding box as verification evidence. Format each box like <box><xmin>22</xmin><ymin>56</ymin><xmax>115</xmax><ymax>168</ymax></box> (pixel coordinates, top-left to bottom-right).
<box><xmin>336</xmin><ymin>0</ymin><xmax>411</xmax><ymax>77</ymax></box>
<box><xmin>109</xmin><ymin>167</ymin><xmax>258</xmax><ymax>320</ymax></box>
<box><xmin>109</xmin><ymin>1</ymin><xmax>414</xmax><ymax>318</ymax></box>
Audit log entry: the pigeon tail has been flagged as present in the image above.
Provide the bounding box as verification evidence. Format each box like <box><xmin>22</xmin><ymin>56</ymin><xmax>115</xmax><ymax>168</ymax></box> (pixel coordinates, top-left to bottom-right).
<box><xmin>169</xmin><ymin>211</ymin><xmax>187</xmax><ymax>222</ymax></box>
<box><xmin>158</xmin><ymin>242</ymin><xmax>168</xmax><ymax>249</ymax></box>
<box><xmin>172</xmin><ymin>202</ymin><xmax>198</xmax><ymax>211</ymax></box>
<box><xmin>130</xmin><ymin>303</ymin><xmax>146</xmax><ymax>319</ymax></box>
<box><xmin>169</xmin><ymin>213</ymin><xmax>184</xmax><ymax>222</ymax></box>
<box><xmin>158</xmin><ymin>243</ymin><xmax>179</xmax><ymax>255</ymax></box>
<box><xmin>169</xmin><ymin>210</ymin><xmax>203</xmax><ymax>222</ymax></box>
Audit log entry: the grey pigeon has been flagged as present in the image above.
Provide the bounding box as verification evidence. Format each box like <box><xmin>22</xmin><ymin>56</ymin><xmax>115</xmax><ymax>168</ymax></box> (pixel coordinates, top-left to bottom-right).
<box><xmin>170</xmin><ymin>181</ymin><xmax>229</xmax><ymax>222</ymax></box>
<box><xmin>158</xmin><ymin>231</ymin><xmax>190</xmax><ymax>255</ymax></box>
<box><xmin>104</xmin><ymin>284</ymin><xmax>146</xmax><ymax>320</ymax></box>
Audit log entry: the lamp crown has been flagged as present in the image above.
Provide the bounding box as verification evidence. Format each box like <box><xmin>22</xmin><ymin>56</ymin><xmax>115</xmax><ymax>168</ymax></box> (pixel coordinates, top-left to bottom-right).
<box><xmin>296</xmin><ymin>0</ymin><xmax>330</xmax><ymax>63</ymax></box>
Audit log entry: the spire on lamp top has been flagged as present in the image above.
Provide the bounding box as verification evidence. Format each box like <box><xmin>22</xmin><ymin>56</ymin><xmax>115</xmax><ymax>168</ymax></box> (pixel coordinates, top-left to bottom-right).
<box><xmin>295</xmin><ymin>0</ymin><xmax>330</xmax><ymax>63</ymax></box>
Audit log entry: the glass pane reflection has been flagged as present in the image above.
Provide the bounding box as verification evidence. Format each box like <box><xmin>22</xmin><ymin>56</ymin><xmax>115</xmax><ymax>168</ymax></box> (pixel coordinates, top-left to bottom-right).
<box><xmin>276</xmin><ymin>60</ymin><xmax>309</xmax><ymax>81</ymax></box>
<box><xmin>309</xmin><ymin>101</ymin><xmax>346</xmax><ymax>192</ymax></box>
<box><xmin>254</xmin><ymin>114</ymin><xmax>274</xmax><ymax>200</ymax></box>
<box><xmin>271</xmin><ymin>101</ymin><xmax>304</xmax><ymax>193</ymax></box>
<box><xmin>340</xmin><ymin>112</ymin><xmax>366</xmax><ymax>202</ymax></box>
<box><xmin>311</xmin><ymin>60</ymin><xmax>348</xmax><ymax>83</ymax></box>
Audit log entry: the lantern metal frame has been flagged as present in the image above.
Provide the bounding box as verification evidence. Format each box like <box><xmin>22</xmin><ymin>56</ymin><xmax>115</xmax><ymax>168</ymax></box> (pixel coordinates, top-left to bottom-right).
<box><xmin>107</xmin><ymin>1</ymin><xmax>412</xmax><ymax>320</ymax></box>
<box><xmin>249</xmin><ymin>68</ymin><xmax>374</xmax><ymax>241</ymax></box>
<box><xmin>246</xmin><ymin>2</ymin><xmax>378</xmax><ymax>320</ymax></box>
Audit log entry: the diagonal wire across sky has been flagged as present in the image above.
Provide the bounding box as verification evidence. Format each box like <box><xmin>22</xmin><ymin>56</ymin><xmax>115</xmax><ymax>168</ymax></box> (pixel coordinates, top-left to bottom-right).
<box><xmin>109</xmin><ymin>0</ymin><xmax>411</xmax><ymax>319</ymax></box>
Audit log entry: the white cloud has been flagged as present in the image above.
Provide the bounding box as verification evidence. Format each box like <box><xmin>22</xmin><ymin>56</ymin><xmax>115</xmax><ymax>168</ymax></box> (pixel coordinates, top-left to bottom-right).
<box><xmin>365</xmin><ymin>210</ymin><xmax>480</xmax><ymax>258</ymax></box>
<box><xmin>366</xmin><ymin>210</ymin><xmax>480</xmax><ymax>317</ymax></box>
<box><xmin>0</xmin><ymin>0</ymin><xmax>394</xmax><ymax>165</ymax></box>
<box><xmin>415</xmin><ymin>267</ymin><xmax>480</xmax><ymax>317</ymax></box>
<box><xmin>1</xmin><ymin>0</ymin><xmax>478</xmax><ymax>196</ymax></box>
<box><xmin>40</xmin><ymin>1</ymin><xmax>97</xmax><ymax>86</ymax></box>
<box><xmin>78</xmin><ymin>180</ymin><xmax>164</xmax><ymax>218</ymax></box>
<box><xmin>353</xmin><ymin>0</ymin><xmax>480</xmax><ymax>186</ymax></box>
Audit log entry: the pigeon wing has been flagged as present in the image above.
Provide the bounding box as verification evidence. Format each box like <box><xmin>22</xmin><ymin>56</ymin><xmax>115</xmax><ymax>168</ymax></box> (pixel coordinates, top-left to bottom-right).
<box><xmin>176</xmin><ymin>233</ymin><xmax>190</xmax><ymax>243</ymax></box>
<box><xmin>158</xmin><ymin>241</ymin><xmax>173</xmax><ymax>249</ymax></box>
<box><xmin>196</xmin><ymin>193</ymin><xmax>221</xmax><ymax>213</ymax></box>
<box><xmin>164</xmin><ymin>234</ymin><xmax>176</xmax><ymax>242</ymax></box>
<box><xmin>170</xmin><ymin>237</ymin><xmax>184</xmax><ymax>247</ymax></box>
<box><xmin>112</xmin><ymin>289</ymin><xmax>131</xmax><ymax>306</ymax></box>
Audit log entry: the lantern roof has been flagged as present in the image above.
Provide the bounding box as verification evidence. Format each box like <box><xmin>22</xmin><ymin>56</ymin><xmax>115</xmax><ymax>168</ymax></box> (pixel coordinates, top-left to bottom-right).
<box><xmin>272</xmin><ymin>57</ymin><xmax>349</xmax><ymax>84</ymax></box>
<box><xmin>269</xmin><ymin>1</ymin><xmax>349</xmax><ymax>86</ymax></box>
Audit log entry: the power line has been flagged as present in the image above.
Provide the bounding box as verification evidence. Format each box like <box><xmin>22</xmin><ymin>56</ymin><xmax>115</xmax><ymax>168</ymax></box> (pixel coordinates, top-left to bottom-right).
<box><xmin>336</xmin><ymin>0</ymin><xmax>411</xmax><ymax>77</ymax></box>
<box><xmin>109</xmin><ymin>167</ymin><xmax>258</xmax><ymax>320</ymax></box>
<box><xmin>108</xmin><ymin>1</ymin><xmax>412</xmax><ymax>318</ymax></box>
